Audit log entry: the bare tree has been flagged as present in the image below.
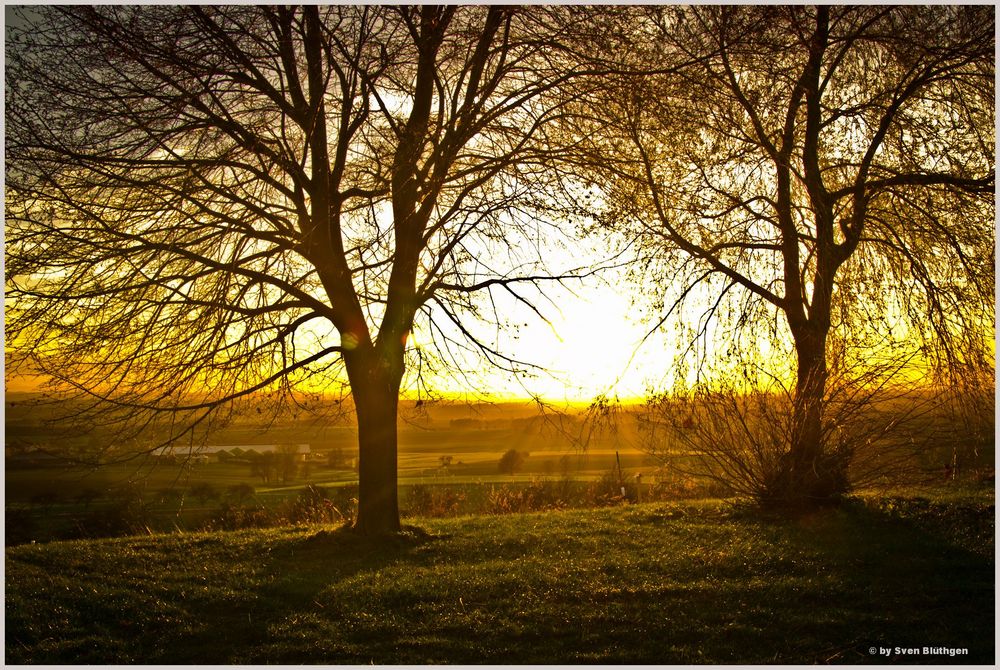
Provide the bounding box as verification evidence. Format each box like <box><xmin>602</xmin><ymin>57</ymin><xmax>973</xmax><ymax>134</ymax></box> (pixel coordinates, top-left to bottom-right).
<box><xmin>574</xmin><ymin>6</ymin><xmax>994</xmax><ymax>506</ymax></box>
<box><xmin>6</xmin><ymin>6</ymin><xmax>594</xmax><ymax>533</ymax></box>
<box><xmin>641</xmin><ymin>356</ymin><xmax>951</xmax><ymax>502</ymax></box>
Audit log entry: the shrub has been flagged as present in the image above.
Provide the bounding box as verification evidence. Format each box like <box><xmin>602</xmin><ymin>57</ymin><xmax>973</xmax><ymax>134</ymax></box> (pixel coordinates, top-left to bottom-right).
<box><xmin>497</xmin><ymin>449</ymin><xmax>528</xmax><ymax>475</ymax></box>
<box><xmin>157</xmin><ymin>488</ymin><xmax>184</xmax><ymax>505</ymax></box>
<box><xmin>5</xmin><ymin>508</ymin><xmax>37</xmax><ymax>546</ymax></box>
<box><xmin>644</xmin><ymin>467</ymin><xmax>731</xmax><ymax>500</ymax></box>
<box><xmin>30</xmin><ymin>490</ymin><xmax>62</xmax><ymax>508</ymax></box>
<box><xmin>404</xmin><ymin>485</ymin><xmax>466</xmax><ymax>517</ymax></box>
<box><xmin>72</xmin><ymin>497</ymin><xmax>153</xmax><ymax>539</ymax></box>
<box><xmin>484</xmin><ymin>480</ymin><xmax>565</xmax><ymax>515</ymax></box>
<box><xmin>74</xmin><ymin>488</ymin><xmax>102</xmax><ymax>508</ymax></box>
<box><xmin>189</xmin><ymin>482</ymin><xmax>219</xmax><ymax>505</ymax></box>
<box><xmin>226</xmin><ymin>482</ymin><xmax>256</xmax><ymax>503</ymax></box>
<box><xmin>201</xmin><ymin>502</ymin><xmax>274</xmax><ymax>532</ymax></box>
<box><xmin>581</xmin><ymin>471</ymin><xmax>628</xmax><ymax>507</ymax></box>
<box><xmin>639</xmin><ymin>367</ymin><xmax>940</xmax><ymax>506</ymax></box>
<box><xmin>280</xmin><ymin>484</ymin><xmax>353</xmax><ymax>525</ymax></box>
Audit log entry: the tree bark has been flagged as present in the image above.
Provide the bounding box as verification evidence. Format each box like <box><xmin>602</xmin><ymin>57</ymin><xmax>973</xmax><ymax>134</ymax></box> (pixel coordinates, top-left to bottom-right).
<box><xmin>345</xmin><ymin>350</ymin><xmax>403</xmax><ymax>534</ymax></box>
<box><xmin>774</xmin><ymin>323</ymin><xmax>849</xmax><ymax>507</ymax></box>
<box><xmin>790</xmin><ymin>327</ymin><xmax>827</xmax><ymax>483</ymax></box>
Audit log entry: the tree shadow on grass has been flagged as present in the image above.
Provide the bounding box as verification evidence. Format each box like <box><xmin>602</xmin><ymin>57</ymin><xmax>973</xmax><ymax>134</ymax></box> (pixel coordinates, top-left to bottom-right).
<box><xmin>147</xmin><ymin>525</ymin><xmax>444</xmax><ymax>664</ymax></box>
<box><xmin>725</xmin><ymin>501</ymin><xmax>995</xmax><ymax>664</ymax></box>
<box><xmin>479</xmin><ymin>502</ymin><xmax>994</xmax><ymax>665</ymax></box>
<box><xmin>236</xmin><ymin>505</ymin><xmax>993</xmax><ymax>664</ymax></box>
<box><xmin>11</xmin><ymin>502</ymin><xmax>990</xmax><ymax>664</ymax></box>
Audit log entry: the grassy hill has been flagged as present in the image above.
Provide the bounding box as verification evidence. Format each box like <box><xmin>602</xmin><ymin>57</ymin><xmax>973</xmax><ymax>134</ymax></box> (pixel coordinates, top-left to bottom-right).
<box><xmin>5</xmin><ymin>497</ymin><xmax>993</xmax><ymax>664</ymax></box>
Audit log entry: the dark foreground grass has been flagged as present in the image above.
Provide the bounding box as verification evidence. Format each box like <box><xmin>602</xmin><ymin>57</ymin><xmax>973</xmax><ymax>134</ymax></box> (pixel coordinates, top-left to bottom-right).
<box><xmin>5</xmin><ymin>497</ymin><xmax>994</xmax><ymax>664</ymax></box>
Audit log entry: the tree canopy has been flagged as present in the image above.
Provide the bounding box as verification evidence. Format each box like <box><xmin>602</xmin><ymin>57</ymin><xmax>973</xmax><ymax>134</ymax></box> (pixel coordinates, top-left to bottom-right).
<box><xmin>570</xmin><ymin>5</ymin><xmax>994</xmax><ymax>504</ymax></box>
<box><xmin>6</xmin><ymin>5</ymin><xmax>596</xmax><ymax>531</ymax></box>
<box><xmin>5</xmin><ymin>5</ymin><xmax>994</xmax><ymax>518</ymax></box>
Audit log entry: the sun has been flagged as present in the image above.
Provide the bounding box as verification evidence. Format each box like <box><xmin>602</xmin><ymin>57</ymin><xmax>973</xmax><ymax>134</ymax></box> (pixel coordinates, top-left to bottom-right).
<box><xmin>411</xmin><ymin>259</ymin><xmax>693</xmax><ymax>404</ymax></box>
<box><xmin>507</xmin><ymin>279</ymin><xmax>654</xmax><ymax>402</ymax></box>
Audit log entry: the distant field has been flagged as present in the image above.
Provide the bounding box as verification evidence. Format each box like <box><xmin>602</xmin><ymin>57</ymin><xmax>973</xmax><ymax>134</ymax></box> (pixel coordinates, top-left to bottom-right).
<box><xmin>5</xmin><ymin>496</ymin><xmax>993</xmax><ymax>664</ymax></box>
<box><xmin>6</xmin><ymin>395</ymin><xmax>993</xmax><ymax>545</ymax></box>
<box><xmin>5</xmin><ymin>427</ymin><xmax>659</xmax><ymax>499</ymax></box>
<box><xmin>5</xmin><ymin>417</ymin><xmax>682</xmax><ymax>544</ymax></box>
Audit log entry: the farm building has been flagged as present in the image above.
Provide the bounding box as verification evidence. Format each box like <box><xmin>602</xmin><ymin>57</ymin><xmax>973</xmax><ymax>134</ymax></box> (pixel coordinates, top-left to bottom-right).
<box><xmin>151</xmin><ymin>444</ymin><xmax>313</xmax><ymax>463</ymax></box>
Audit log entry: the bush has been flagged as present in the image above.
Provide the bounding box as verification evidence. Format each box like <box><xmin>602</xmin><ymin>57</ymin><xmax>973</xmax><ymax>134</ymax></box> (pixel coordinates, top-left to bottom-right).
<box><xmin>30</xmin><ymin>490</ymin><xmax>62</xmax><ymax>508</ymax></box>
<box><xmin>645</xmin><ymin>467</ymin><xmax>732</xmax><ymax>500</ymax></box>
<box><xmin>74</xmin><ymin>488</ymin><xmax>102</xmax><ymax>508</ymax></box>
<box><xmin>484</xmin><ymin>480</ymin><xmax>565</xmax><ymax>515</ymax></box>
<box><xmin>72</xmin><ymin>498</ymin><xmax>153</xmax><ymax>539</ymax></box>
<box><xmin>404</xmin><ymin>485</ymin><xmax>466</xmax><ymax>517</ymax></box>
<box><xmin>201</xmin><ymin>485</ymin><xmax>356</xmax><ymax>531</ymax></box>
<box><xmin>226</xmin><ymin>483</ymin><xmax>256</xmax><ymax>503</ymax></box>
<box><xmin>279</xmin><ymin>484</ymin><xmax>353</xmax><ymax>525</ymax></box>
<box><xmin>189</xmin><ymin>482</ymin><xmax>219</xmax><ymax>505</ymax></box>
<box><xmin>581</xmin><ymin>471</ymin><xmax>628</xmax><ymax>507</ymax></box>
<box><xmin>201</xmin><ymin>502</ymin><xmax>274</xmax><ymax>532</ymax></box>
<box><xmin>497</xmin><ymin>449</ymin><xmax>528</xmax><ymax>475</ymax></box>
<box><xmin>639</xmin><ymin>367</ymin><xmax>941</xmax><ymax>506</ymax></box>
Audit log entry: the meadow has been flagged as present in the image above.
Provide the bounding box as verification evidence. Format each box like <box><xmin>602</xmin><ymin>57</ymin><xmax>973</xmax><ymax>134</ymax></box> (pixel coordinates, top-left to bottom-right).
<box><xmin>5</xmin><ymin>396</ymin><xmax>995</xmax><ymax>664</ymax></box>
<box><xmin>5</xmin><ymin>395</ymin><xmax>992</xmax><ymax>544</ymax></box>
<box><xmin>5</xmin><ymin>399</ymin><xmax>687</xmax><ymax>544</ymax></box>
<box><xmin>5</xmin><ymin>495</ymin><xmax>993</xmax><ymax>664</ymax></box>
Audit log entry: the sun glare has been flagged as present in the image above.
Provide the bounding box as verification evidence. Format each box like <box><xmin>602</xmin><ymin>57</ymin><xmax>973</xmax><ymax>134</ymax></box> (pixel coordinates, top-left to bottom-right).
<box><xmin>499</xmin><ymin>279</ymin><xmax>660</xmax><ymax>402</ymax></box>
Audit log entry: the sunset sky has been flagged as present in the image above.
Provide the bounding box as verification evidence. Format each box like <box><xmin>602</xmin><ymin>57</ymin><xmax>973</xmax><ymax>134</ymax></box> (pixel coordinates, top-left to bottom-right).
<box><xmin>454</xmin><ymin>276</ymin><xmax>670</xmax><ymax>402</ymax></box>
<box><xmin>4</xmin><ymin>264</ymin><xmax>679</xmax><ymax>403</ymax></box>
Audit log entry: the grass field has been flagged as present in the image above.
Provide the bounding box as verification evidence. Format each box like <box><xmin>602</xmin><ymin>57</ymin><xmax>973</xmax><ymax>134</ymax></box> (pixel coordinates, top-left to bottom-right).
<box><xmin>6</xmin><ymin>398</ymin><xmax>993</xmax><ymax>545</ymax></box>
<box><xmin>5</xmin><ymin>495</ymin><xmax>993</xmax><ymax>664</ymax></box>
<box><xmin>5</xmin><ymin>405</ymin><xmax>658</xmax><ymax>501</ymax></box>
<box><xmin>6</xmin><ymin>409</ymin><xmax>678</xmax><ymax>544</ymax></box>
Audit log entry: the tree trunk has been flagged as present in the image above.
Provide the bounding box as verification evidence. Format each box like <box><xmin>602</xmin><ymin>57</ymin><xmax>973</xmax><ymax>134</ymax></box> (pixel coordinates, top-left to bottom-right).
<box><xmin>771</xmin><ymin>326</ymin><xmax>849</xmax><ymax>508</ymax></box>
<box><xmin>346</xmin><ymin>353</ymin><xmax>402</xmax><ymax>534</ymax></box>
<box><xmin>790</xmin><ymin>330</ymin><xmax>827</xmax><ymax>492</ymax></box>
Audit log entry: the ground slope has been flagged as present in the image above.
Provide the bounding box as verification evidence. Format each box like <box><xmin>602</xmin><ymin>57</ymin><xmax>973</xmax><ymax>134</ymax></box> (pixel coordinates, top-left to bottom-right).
<box><xmin>5</xmin><ymin>499</ymin><xmax>993</xmax><ymax>664</ymax></box>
